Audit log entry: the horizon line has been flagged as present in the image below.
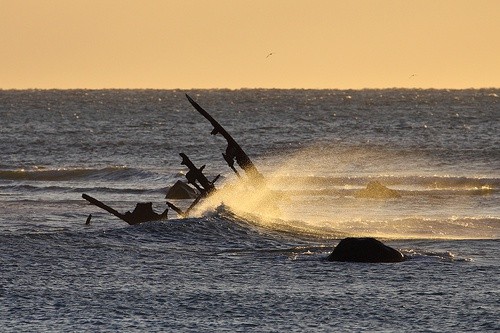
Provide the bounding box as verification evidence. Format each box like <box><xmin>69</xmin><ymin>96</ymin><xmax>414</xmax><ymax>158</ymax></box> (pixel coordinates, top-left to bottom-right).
<box><xmin>1</xmin><ymin>86</ymin><xmax>499</xmax><ymax>91</ymax></box>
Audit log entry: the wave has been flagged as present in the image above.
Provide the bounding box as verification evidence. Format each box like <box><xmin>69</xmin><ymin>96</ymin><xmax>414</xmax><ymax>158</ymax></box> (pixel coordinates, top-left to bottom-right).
<box><xmin>199</xmin><ymin>206</ymin><xmax>500</xmax><ymax>241</ymax></box>
<box><xmin>0</xmin><ymin>184</ymin><xmax>167</xmax><ymax>195</ymax></box>
<box><xmin>0</xmin><ymin>215</ymin><xmax>300</xmax><ymax>254</ymax></box>
<box><xmin>270</xmin><ymin>175</ymin><xmax>499</xmax><ymax>200</ymax></box>
<box><xmin>286</xmin><ymin>188</ymin><xmax>498</xmax><ymax>198</ymax></box>
<box><xmin>0</xmin><ymin>166</ymin><xmax>157</xmax><ymax>182</ymax></box>
<box><xmin>273</xmin><ymin>174</ymin><xmax>500</xmax><ymax>189</ymax></box>
<box><xmin>2</xmin><ymin>212</ymin><xmax>493</xmax><ymax>265</ymax></box>
<box><xmin>401</xmin><ymin>248</ymin><xmax>472</xmax><ymax>262</ymax></box>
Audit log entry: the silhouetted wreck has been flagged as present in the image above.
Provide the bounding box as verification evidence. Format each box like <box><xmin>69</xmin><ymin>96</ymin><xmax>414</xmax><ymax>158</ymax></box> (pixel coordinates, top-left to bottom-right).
<box><xmin>82</xmin><ymin>193</ymin><xmax>168</xmax><ymax>225</ymax></box>
<box><xmin>165</xmin><ymin>180</ymin><xmax>199</xmax><ymax>199</ymax></box>
<box><xmin>184</xmin><ymin>94</ymin><xmax>264</xmax><ymax>183</ymax></box>
<box><xmin>82</xmin><ymin>94</ymin><xmax>263</xmax><ymax>224</ymax></box>
<box><xmin>166</xmin><ymin>152</ymin><xmax>220</xmax><ymax>217</ymax></box>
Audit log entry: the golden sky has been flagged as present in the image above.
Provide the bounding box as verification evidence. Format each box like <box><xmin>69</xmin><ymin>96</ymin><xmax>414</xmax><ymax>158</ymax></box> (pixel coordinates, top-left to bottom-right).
<box><xmin>1</xmin><ymin>0</ymin><xmax>499</xmax><ymax>89</ymax></box>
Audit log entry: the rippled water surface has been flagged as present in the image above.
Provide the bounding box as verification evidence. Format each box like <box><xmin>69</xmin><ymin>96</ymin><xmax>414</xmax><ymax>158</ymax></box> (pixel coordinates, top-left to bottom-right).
<box><xmin>1</xmin><ymin>89</ymin><xmax>499</xmax><ymax>331</ymax></box>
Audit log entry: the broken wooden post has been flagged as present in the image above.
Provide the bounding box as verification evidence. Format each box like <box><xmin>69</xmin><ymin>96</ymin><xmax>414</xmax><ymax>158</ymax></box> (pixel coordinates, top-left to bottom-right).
<box><xmin>185</xmin><ymin>94</ymin><xmax>264</xmax><ymax>183</ymax></box>
<box><xmin>166</xmin><ymin>153</ymin><xmax>220</xmax><ymax>218</ymax></box>
<box><xmin>82</xmin><ymin>193</ymin><xmax>168</xmax><ymax>225</ymax></box>
<box><xmin>180</xmin><ymin>152</ymin><xmax>217</xmax><ymax>196</ymax></box>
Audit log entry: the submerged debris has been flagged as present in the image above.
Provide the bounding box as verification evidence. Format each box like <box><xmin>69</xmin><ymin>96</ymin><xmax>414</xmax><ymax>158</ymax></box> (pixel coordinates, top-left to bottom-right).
<box><xmin>166</xmin><ymin>152</ymin><xmax>220</xmax><ymax>217</ymax></box>
<box><xmin>82</xmin><ymin>194</ymin><xmax>168</xmax><ymax>225</ymax></box>
<box><xmin>165</xmin><ymin>180</ymin><xmax>199</xmax><ymax>199</ymax></box>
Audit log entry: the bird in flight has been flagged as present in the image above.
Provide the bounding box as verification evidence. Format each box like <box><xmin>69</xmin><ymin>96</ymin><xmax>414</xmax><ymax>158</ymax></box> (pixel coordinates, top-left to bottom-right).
<box><xmin>266</xmin><ymin>52</ymin><xmax>274</xmax><ymax>58</ymax></box>
<box><xmin>409</xmin><ymin>73</ymin><xmax>417</xmax><ymax>79</ymax></box>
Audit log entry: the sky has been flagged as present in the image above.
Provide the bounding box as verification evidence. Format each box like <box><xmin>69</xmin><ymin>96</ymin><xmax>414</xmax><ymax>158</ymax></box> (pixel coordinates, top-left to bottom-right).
<box><xmin>1</xmin><ymin>0</ymin><xmax>499</xmax><ymax>89</ymax></box>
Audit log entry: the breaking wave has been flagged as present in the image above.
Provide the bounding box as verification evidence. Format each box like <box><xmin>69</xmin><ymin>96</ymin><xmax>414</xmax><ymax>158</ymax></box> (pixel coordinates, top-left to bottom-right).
<box><xmin>216</xmin><ymin>207</ymin><xmax>500</xmax><ymax>241</ymax></box>
<box><xmin>1</xmin><ymin>210</ymin><xmax>485</xmax><ymax>264</ymax></box>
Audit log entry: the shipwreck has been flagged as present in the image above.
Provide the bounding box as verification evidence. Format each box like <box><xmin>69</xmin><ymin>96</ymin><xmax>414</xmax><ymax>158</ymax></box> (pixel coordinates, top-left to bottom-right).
<box><xmin>82</xmin><ymin>94</ymin><xmax>262</xmax><ymax>223</ymax></box>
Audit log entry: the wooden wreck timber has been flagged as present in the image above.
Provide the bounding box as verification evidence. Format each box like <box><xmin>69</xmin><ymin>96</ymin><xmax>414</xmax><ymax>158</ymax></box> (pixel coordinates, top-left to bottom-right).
<box><xmin>166</xmin><ymin>153</ymin><xmax>220</xmax><ymax>217</ymax></box>
<box><xmin>81</xmin><ymin>94</ymin><xmax>261</xmax><ymax>223</ymax></box>
<box><xmin>180</xmin><ymin>152</ymin><xmax>219</xmax><ymax>196</ymax></box>
<box><xmin>165</xmin><ymin>180</ymin><xmax>199</xmax><ymax>200</ymax></box>
<box><xmin>166</xmin><ymin>95</ymin><xmax>266</xmax><ymax>218</ymax></box>
<box><xmin>185</xmin><ymin>94</ymin><xmax>264</xmax><ymax>183</ymax></box>
<box><xmin>82</xmin><ymin>194</ymin><xmax>168</xmax><ymax>225</ymax></box>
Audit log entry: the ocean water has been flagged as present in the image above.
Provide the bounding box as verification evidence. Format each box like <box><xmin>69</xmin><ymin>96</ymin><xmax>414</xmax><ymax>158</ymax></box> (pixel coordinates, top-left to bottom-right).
<box><xmin>0</xmin><ymin>89</ymin><xmax>498</xmax><ymax>332</ymax></box>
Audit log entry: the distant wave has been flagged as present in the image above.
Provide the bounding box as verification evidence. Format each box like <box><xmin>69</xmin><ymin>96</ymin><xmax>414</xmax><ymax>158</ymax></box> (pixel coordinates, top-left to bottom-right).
<box><xmin>286</xmin><ymin>187</ymin><xmax>498</xmax><ymax>198</ymax></box>
<box><xmin>0</xmin><ymin>166</ymin><xmax>156</xmax><ymax>182</ymax></box>
<box><xmin>0</xmin><ymin>184</ymin><xmax>167</xmax><ymax>195</ymax></box>
<box><xmin>274</xmin><ymin>174</ymin><xmax>500</xmax><ymax>188</ymax></box>
<box><xmin>271</xmin><ymin>175</ymin><xmax>499</xmax><ymax>197</ymax></box>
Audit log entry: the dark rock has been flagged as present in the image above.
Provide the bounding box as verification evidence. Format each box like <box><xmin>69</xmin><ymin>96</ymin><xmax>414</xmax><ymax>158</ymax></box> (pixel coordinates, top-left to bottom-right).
<box><xmin>355</xmin><ymin>181</ymin><xmax>401</xmax><ymax>199</ymax></box>
<box><xmin>327</xmin><ymin>237</ymin><xmax>405</xmax><ymax>263</ymax></box>
<box><xmin>165</xmin><ymin>180</ymin><xmax>199</xmax><ymax>199</ymax></box>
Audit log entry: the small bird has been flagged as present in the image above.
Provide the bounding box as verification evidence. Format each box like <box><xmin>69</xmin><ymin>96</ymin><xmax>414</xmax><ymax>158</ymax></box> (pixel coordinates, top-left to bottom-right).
<box><xmin>266</xmin><ymin>52</ymin><xmax>274</xmax><ymax>58</ymax></box>
<box><xmin>409</xmin><ymin>73</ymin><xmax>417</xmax><ymax>79</ymax></box>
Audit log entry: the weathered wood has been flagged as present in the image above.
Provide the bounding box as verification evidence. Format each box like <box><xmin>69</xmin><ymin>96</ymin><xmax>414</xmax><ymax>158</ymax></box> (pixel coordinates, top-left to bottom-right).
<box><xmin>166</xmin><ymin>153</ymin><xmax>221</xmax><ymax>218</ymax></box>
<box><xmin>165</xmin><ymin>180</ymin><xmax>199</xmax><ymax>199</ymax></box>
<box><xmin>166</xmin><ymin>202</ymin><xmax>186</xmax><ymax>217</ymax></box>
<box><xmin>180</xmin><ymin>153</ymin><xmax>217</xmax><ymax>195</ymax></box>
<box><xmin>83</xmin><ymin>96</ymin><xmax>264</xmax><ymax>221</ymax></box>
<box><xmin>82</xmin><ymin>193</ymin><xmax>126</xmax><ymax>221</ymax></box>
<box><xmin>82</xmin><ymin>193</ymin><xmax>168</xmax><ymax>225</ymax></box>
<box><xmin>185</xmin><ymin>94</ymin><xmax>264</xmax><ymax>183</ymax></box>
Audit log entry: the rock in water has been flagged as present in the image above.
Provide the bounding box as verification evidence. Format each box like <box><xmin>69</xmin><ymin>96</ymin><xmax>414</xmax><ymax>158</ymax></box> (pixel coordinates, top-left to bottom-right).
<box><xmin>165</xmin><ymin>180</ymin><xmax>199</xmax><ymax>199</ymax></box>
<box><xmin>327</xmin><ymin>237</ymin><xmax>405</xmax><ymax>263</ymax></box>
<box><xmin>355</xmin><ymin>181</ymin><xmax>401</xmax><ymax>198</ymax></box>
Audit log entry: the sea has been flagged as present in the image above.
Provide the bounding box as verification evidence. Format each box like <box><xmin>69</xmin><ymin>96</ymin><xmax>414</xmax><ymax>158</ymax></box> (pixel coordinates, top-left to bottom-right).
<box><xmin>0</xmin><ymin>89</ymin><xmax>498</xmax><ymax>332</ymax></box>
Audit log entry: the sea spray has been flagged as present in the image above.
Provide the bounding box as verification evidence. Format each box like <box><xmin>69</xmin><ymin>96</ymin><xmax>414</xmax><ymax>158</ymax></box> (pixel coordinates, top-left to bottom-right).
<box><xmin>191</xmin><ymin>144</ymin><xmax>499</xmax><ymax>240</ymax></box>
